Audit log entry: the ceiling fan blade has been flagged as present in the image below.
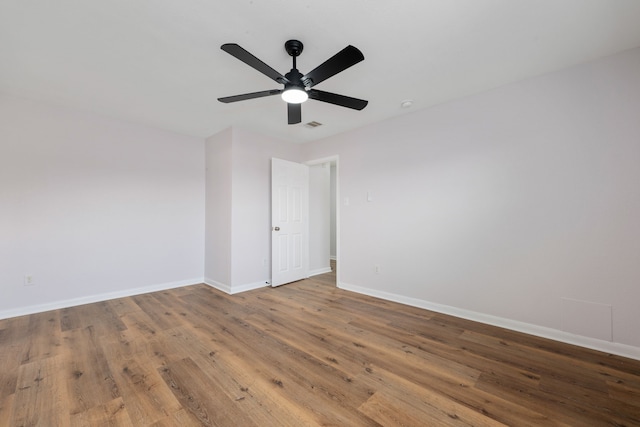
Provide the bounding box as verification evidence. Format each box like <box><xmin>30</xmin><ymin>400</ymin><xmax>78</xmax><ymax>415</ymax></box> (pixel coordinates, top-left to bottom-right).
<box><xmin>288</xmin><ymin>103</ymin><xmax>302</xmax><ymax>124</ymax></box>
<box><xmin>218</xmin><ymin>89</ymin><xmax>282</xmax><ymax>103</ymax></box>
<box><xmin>308</xmin><ymin>89</ymin><xmax>368</xmax><ymax>110</ymax></box>
<box><xmin>302</xmin><ymin>45</ymin><xmax>364</xmax><ymax>87</ymax></box>
<box><xmin>221</xmin><ymin>44</ymin><xmax>289</xmax><ymax>84</ymax></box>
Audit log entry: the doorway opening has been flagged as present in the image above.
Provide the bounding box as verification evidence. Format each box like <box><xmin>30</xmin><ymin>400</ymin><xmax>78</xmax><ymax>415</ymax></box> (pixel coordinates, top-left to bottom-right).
<box><xmin>306</xmin><ymin>155</ymin><xmax>339</xmax><ymax>287</ymax></box>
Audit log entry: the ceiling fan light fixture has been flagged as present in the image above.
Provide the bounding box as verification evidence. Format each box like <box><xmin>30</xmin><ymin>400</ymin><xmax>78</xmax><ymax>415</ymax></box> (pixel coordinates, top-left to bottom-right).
<box><xmin>281</xmin><ymin>87</ymin><xmax>308</xmax><ymax>104</ymax></box>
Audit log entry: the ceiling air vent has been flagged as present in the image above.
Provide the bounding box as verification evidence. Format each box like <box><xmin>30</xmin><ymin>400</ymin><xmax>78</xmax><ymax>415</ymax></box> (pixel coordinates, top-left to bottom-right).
<box><xmin>304</xmin><ymin>121</ymin><xmax>323</xmax><ymax>128</ymax></box>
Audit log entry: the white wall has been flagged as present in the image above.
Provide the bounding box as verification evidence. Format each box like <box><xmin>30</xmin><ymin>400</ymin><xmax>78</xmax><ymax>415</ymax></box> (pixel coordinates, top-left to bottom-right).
<box><xmin>204</xmin><ymin>127</ymin><xmax>302</xmax><ymax>293</ymax></box>
<box><xmin>330</xmin><ymin>164</ymin><xmax>337</xmax><ymax>260</ymax></box>
<box><xmin>302</xmin><ymin>48</ymin><xmax>640</xmax><ymax>358</ymax></box>
<box><xmin>0</xmin><ymin>94</ymin><xmax>205</xmax><ymax>318</ymax></box>
<box><xmin>309</xmin><ymin>163</ymin><xmax>331</xmax><ymax>276</ymax></box>
<box><xmin>204</xmin><ymin>128</ymin><xmax>232</xmax><ymax>287</ymax></box>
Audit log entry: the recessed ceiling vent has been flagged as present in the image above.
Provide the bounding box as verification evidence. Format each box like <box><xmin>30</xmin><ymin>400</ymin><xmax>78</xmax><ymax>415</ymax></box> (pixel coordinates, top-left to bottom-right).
<box><xmin>304</xmin><ymin>121</ymin><xmax>323</xmax><ymax>128</ymax></box>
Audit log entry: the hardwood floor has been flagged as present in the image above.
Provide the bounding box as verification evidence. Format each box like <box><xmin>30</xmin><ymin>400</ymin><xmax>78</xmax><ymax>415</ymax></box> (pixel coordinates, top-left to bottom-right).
<box><xmin>1</xmin><ymin>265</ymin><xmax>640</xmax><ymax>426</ymax></box>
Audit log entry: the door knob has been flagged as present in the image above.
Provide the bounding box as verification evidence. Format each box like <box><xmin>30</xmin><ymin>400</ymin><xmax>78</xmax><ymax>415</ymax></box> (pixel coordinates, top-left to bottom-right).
<box><xmin>273</xmin><ymin>226</ymin><xmax>280</xmax><ymax>231</ymax></box>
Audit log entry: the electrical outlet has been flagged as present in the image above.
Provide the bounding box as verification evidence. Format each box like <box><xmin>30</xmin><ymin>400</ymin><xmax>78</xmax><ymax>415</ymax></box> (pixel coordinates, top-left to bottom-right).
<box><xmin>374</xmin><ymin>265</ymin><xmax>380</xmax><ymax>274</ymax></box>
<box><xmin>24</xmin><ymin>274</ymin><xmax>35</xmax><ymax>286</ymax></box>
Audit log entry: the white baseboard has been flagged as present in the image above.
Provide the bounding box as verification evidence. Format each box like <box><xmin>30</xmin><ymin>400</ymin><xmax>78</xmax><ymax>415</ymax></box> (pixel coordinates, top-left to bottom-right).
<box><xmin>338</xmin><ymin>281</ymin><xmax>640</xmax><ymax>361</ymax></box>
<box><xmin>230</xmin><ymin>280</ymin><xmax>270</xmax><ymax>294</ymax></box>
<box><xmin>204</xmin><ymin>278</ymin><xmax>232</xmax><ymax>294</ymax></box>
<box><xmin>308</xmin><ymin>267</ymin><xmax>332</xmax><ymax>277</ymax></box>
<box><xmin>204</xmin><ymin>278</ymin><xmax>269</xmax><ymax>295</ymax></box>
<box><xmin>0</xmin><ymin>278</ymin><xmax>205</xmax><ymax>321</ymax></box>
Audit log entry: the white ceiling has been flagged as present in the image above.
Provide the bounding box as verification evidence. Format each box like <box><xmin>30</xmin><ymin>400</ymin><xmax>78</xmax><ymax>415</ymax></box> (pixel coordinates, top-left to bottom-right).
<box><xmin>2</xmin><ymin>1</ymin><xmax>640</xmax><ymax>143</ymax></box>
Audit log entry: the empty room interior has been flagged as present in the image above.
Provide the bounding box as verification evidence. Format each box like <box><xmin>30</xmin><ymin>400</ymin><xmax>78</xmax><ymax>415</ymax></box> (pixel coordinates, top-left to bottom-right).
<box><xmin>2</xmin><ymin>1</ymin><xmax>640</xmax><ymax>426</ymax></box>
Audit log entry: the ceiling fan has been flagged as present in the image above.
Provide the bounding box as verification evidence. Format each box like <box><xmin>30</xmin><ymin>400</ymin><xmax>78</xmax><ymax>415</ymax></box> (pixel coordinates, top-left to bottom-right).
<box><xmin>217</xmin><ymin>40</ymin><xmax>368</xmax><ymax>125</ymax></box>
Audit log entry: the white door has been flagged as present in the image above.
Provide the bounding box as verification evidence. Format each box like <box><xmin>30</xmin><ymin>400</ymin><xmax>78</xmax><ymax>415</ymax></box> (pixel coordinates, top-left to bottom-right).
<box><xmin>271</xmin><ymin>158</ymin><xmax>309</xmax><ymax>287</ymax></box>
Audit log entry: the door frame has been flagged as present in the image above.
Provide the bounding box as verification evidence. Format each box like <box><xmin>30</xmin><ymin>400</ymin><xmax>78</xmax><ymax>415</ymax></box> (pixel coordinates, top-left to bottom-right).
<box><xmin>305</xmin><ymin>155</ymin><xmax>340</xmax><ymax>287</ymax></box>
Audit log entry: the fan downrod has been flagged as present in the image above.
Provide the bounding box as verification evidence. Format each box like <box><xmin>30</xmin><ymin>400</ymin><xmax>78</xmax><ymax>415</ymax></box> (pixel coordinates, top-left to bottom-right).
<box><xmin>284</xmin><ymin>40</ymin><xmax>304</xmax><ymax>57</ymax></box>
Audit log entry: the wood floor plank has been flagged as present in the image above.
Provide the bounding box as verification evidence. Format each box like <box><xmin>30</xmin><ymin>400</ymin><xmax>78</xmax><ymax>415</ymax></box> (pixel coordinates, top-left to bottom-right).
<box><xmin>20</xmin><ymin>311</ymin><xmax>62</xmax><ymax>365</ymax></box>
<box><xmin>0</xmin><ymin>318</ymin><xmax>28</xmax><ymax>425</ymax></box>
<box><xmin>247</xmin><ymin>290</ymin><xmax>482</xmax><ymax>388</ymax></box>
<box><xmin>360</xmin><ymin>360</ymin><xmax>556</xmax><ymax>426</ymax></box>
<box><xmin>244</xmin><ymin>310</ymin><xmax>366</xmax><ymax>378</ymax></box>
<box><xmin>0</xmin><ymin>394</ymin><xmax>14</xmax><ymax>427</ymax></box>
<box><xmin>359</xmin><ymin>390</ymin><xmax>503</xmax><ymax>427</ymax></box>
<box><xmin>1</xmin><ymin>271</ymin><xmax>640</xmax><ymax>426</ymax></box>
<box><xmin>63</xmin><ymin>326</ymin><xmax>121</xmax><ymax>416</ymax></box>
<box><xmin>119</xmin><ymin>309</ymin><xmax>162</xmax><ymax>341</ymax></box>
<box><xmin>360</xmin><ymin>391</ymin><xmax>445</xmax><ymax>427</ymax></box>
<box><xmin>475</xmin><ymin>370</ymin><xmax>608</xmax><ymax>426</ymax></box>
<box><xmin>179</xmin><ymin>294</ymin><xmax>381</xmax><ymax>426</ymax></box>
<box><xmin>12</xmin><ymin>355</ymin><xmax>68</xmax><ymax>426</ymax></box>
<box><xmin>69</xmin><ymin>397</ymin><xmax>134</xmax><ymax>427</ymax></box>
<box><xmin>457</xmin><ymin>330</ymin><xmax>604</xmax><ymax>391</ymax></box>
<box><xmin>131</xmin><ymin>293</ymin><xmax>190</xmax><ymax>332</ymax></box>
<box><xmin>99</xmin><ymin>337</ymin><xmax>183</xmax><ymax>426</ymax></box>
<box><xmin>536</xmin><ymin>375</ymin><xmax>640</xmax><ymax>425</ymax></box>
<box><xmin>350</xmin><ymin>309</ymin><xmax>545</xmax><ymax>394</ymax></box>
<box><xmin>66</xmin><ymin>301</ymin><xmax>127</xmax><ymax>338</ymax></box>
<box><xmin>167</xmin><ymin>324</ymin><xmax>325</xmax><ymax>426</ymax></box>
<box><xmin>0</xmin><ymin>317</ymin><xmax>30</xmax><ymax>402</ymax></box>
<box><xmin>388</xmin><ymin>320</ymin><xmax>543</xmax><ymax>375</ymax></box>
<box><xmin>159</xmin><ymin>357</ymin><xmax>258</xmax><ymax>427</ymax></box>
<box><xmin>608</xmin><ymin>379</ymin><xmax>640</xmax><ymax>408</ymax></box>
<box><xmin>146</xmin><ymin>408</ymin><xmax>205</xmax><ymax>427</ymax></box>
<box><xmin>60</xmin><ymin>307</ymin><xmax>84</xmax><ymax>332</ymax></box>
<box><xmin>443</xmin><ymin>312</ymin><xmax>640</xmax><ymax>377</ymax></box>
<box><xmin>357</xmin><ymin>362</ymin><xmax>512</xmax><ymax>427</ymax></box>
<box><xmin>146</xmin><ymin>290</ymin><xmax>195</xmax><ymax>324</ymax></box>
<box><xmin>107</xmin><ymin>297</ymin><xmax>143</xmax><ymax>318</ymax></box>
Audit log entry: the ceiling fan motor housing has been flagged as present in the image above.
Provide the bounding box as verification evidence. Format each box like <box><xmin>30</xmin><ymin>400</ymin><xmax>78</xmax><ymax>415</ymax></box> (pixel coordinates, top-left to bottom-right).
<box><xmin>284</xmin><ymin>69</ymin><xmax>305</xmax><ymax>88</ymax></box>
